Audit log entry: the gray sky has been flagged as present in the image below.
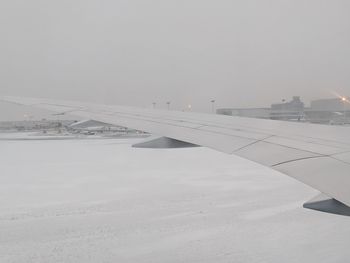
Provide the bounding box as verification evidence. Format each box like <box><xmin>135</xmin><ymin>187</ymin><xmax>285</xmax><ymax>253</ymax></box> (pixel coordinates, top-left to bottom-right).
<box><xmin>1</xmin><ymin>0</ymin><xmax>350</xmax><ymax>113</ymax></box>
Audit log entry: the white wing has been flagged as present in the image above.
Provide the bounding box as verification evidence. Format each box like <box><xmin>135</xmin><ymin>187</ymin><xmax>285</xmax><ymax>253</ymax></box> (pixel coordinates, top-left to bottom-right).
<box><xmin>2</xmin><ymin>96</ymin><xmax>350</xmax><ymax>209</ymax></box>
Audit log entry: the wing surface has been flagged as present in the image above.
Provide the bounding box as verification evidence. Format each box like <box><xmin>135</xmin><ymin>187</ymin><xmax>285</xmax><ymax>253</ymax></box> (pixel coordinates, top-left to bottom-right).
<box><xmin>2</xmin><ymin>96</ymin><xmax>350</xmax><ymax>207</ymax></box>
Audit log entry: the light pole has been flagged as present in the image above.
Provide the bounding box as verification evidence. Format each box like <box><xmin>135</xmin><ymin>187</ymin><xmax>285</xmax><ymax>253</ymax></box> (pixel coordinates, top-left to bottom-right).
<box><xmin>166</xmin><ymin>101</ymin><xmax>171</xmax><ymax>111</ymax></box>
<box><xmin>210</xmin><ymin>100</ymin><xmax>216</xmax><ymax>114</ymax></box>
<box><xmin>282</xmin><ymin>99</ymin><xmax>286</xmax><ymax>120</ymax></box>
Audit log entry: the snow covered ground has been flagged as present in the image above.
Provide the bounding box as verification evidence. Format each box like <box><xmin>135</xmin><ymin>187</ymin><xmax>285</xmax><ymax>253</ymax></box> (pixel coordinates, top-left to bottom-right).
<box><xmin>0</xmin><ymin>133</ymin><xmax>350</xmax><ymax>263</ymax></box>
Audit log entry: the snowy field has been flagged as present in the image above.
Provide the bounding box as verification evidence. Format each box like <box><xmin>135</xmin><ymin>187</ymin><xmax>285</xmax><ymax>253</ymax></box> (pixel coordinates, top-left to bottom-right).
<box><xmin>1</xmin><ymin>134</ymin><xmax>350</xmax><ymax>263</ymax></box>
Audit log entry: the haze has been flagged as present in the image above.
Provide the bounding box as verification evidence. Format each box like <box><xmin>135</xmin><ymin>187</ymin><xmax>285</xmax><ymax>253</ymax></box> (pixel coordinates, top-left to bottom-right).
<box><xmin>1</xmin><ymin>0</ymin><xmax>350</xmax><ymax>113</ymax></box>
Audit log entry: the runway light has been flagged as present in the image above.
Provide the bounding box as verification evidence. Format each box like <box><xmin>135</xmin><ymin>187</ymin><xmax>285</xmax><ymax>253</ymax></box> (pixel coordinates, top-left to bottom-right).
<box><xmin>342</xmin><ymin>97</ymin><xmax>347</xmax><ymax>102</ymax></box>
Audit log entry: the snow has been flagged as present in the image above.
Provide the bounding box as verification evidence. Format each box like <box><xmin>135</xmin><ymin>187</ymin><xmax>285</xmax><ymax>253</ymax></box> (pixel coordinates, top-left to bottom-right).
<box><xmin>0</xmin><ymin>133</ymin><xmax>350</xmax><ymax>263</ymax></box>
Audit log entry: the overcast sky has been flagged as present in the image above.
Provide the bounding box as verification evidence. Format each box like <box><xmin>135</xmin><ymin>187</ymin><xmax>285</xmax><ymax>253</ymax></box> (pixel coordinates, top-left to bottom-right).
<box><xmin>1</xmin><ymin>0</ymin><xmax>350</xmax><ymax>113</ymax></box>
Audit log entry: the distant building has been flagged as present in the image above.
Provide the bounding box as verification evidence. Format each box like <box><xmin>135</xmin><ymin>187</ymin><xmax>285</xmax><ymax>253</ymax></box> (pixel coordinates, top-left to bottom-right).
<box><xmin>271</xmin><ymin>96</ymin><xmax>304</xmax><ymax>111</ymax></box>
<box><xmin>216</xmin><ymin>108</ymin><xmax>270</xmax><ymax>119</ymax></box>
<box><xmin>68</xmin><ymin>119</ymin><xmax>147</xmax><ymax>135</ymax></box>
<box><xmin>69</xmin><ymin>120</ymin><xmax>128</xmax><ymax>134</ymax></box>
<box><xmin>310</xmin><ymin>98</ymin><xmax>350</xmax><ymax>112</ymax></box>
<box><xmin>0</xmin><ymin>119</ymin><xmax>75</xmax><ymax>132</ymax></box>
<box><xmin>305</xmin><ymin>97</ymin><xmax>350</xmax><ymax>124</ymax></box>
<box><xmin>217</xmin><ymin>96</ymin><xmax>305</xmax><ymax>121</ymax></box>
<box><xmin>217</xmin><ymin>96</ymin><xmax>350</xmax><ymax>125</ymax></box>
<box><xmin>270</xmin><ymin>96</ymin><xmax>304</xmax><ymax>120</ymax></box>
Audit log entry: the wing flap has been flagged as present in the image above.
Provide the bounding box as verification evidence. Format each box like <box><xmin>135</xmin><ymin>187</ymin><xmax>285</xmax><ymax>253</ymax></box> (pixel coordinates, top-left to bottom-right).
<box><xmin>234</xmin><ymin>141</ymin><xmax>322</xmax><ymax>167</ymax></box>
<box><xmin>276</xmin><ymin>157</ymin><xmax>350</xmax><ymax>207</ymax></box>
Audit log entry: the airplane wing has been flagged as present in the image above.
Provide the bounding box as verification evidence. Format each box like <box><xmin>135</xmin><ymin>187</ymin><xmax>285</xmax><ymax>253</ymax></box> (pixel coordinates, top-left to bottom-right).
<box><xmin>2</xmin><ymin>96</ymin><xmax>350</xmax><ymax>211</ymax></box>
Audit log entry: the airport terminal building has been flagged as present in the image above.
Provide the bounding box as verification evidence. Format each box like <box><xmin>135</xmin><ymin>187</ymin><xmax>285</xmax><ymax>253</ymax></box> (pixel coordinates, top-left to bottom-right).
<box><xmin>217</xmin><ymin>96</ymin><xmax>350</xmax><ymax>125</ymax></box>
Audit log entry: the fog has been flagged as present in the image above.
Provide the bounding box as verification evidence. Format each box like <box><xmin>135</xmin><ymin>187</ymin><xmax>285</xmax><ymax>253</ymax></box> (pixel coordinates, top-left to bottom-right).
<box><xmin>1</xmin><ymin>0</ymin><xmax>350</xmax><ymax>112</ymax></box>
